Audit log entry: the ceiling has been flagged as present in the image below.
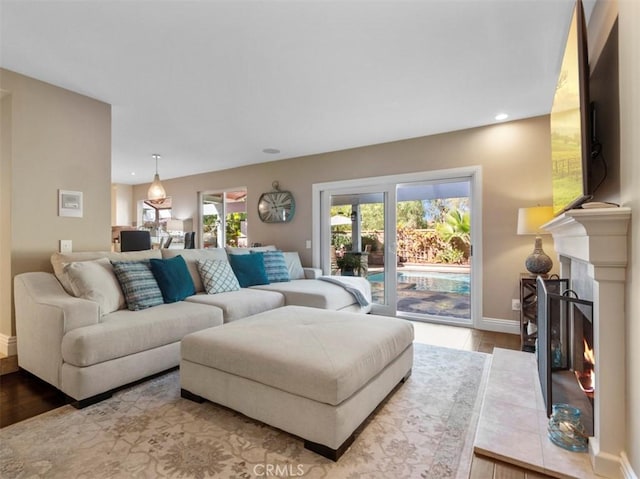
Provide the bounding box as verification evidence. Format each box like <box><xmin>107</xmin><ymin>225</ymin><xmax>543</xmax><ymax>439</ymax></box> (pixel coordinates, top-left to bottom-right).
<box><xmin>1</xmin><ymin>0</ymin><xmax>594</xmax><ymax>185</ymax></box>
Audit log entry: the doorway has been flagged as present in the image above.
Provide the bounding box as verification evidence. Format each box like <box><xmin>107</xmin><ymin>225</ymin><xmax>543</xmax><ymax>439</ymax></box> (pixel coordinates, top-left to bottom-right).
<box><xmin>198</xmin><ymin>189</ymin><xmax>247</xmax><ymax>249</ymax></box>
<box><xmin>313</xmin><ymin>167</ymin><xmax>481</xmax><ymax>327</ymax></box>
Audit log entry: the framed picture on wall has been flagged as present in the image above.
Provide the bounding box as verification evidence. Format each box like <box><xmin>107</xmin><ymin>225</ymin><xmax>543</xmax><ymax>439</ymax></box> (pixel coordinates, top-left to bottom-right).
<box><xmin>58</xmin><ymin>190</ymin><xmax>83</xmax><ymax>218</ymax></box>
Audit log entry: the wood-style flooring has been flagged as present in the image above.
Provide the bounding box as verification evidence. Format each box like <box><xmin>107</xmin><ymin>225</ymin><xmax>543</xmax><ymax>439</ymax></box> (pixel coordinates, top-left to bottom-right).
<box><xmin>470</xmin><ymin>454</ymin><xmax>555</xmax><ymax>479</ymax></box>
<box><xmin>1</xmin><ymin>321</ymin><xmax>535</xmax><ymax>477</ymax></box>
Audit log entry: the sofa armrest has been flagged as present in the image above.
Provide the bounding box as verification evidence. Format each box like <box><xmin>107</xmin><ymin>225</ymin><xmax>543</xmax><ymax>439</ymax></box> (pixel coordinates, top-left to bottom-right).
<box><xmin>14</xmin><ymin>272</ymin><xmax>100</xmax><ymax>388</ymax></box>
<box><xmin>303</xmin><ymin>267</ymin><xmax>323</xmax><ymax>279</ymax></box>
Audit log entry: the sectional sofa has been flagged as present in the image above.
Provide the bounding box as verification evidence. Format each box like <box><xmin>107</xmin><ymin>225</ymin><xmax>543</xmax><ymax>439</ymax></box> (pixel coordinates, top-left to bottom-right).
<box><xmin>13</xmin><ymin>247</ymin><xmax>372</xmax><ymax>407</ymax></box>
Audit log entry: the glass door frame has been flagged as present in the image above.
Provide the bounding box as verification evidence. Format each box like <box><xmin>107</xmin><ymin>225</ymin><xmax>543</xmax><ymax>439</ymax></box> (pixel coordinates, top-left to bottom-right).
<box><xmin>319</xmin><ymin>185</ymin><xmax>398</xmax><ymax>316</ymax></box>
<box><xmin>197</xmin><ymin>187</ymin><xmax>247</xmax><ymax>249</ymax></box>
<box><xmin>312</xmin><ymin>166</ymin><xmax>483</xmax><ymax>328</ymax></box>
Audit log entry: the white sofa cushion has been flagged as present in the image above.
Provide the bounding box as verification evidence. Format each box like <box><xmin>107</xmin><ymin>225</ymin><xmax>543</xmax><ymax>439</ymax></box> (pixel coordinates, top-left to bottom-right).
<box><xmin>185</xmin><ymin>289</ymin><xmax>284</xmax><ymax>322</ymax></box>
<box><xmin>225</xmin><ymin>245</ymin><xmax>277</xmax><ymax>255</ymax></box>
<box><xmin>64</xmin><ymin>258</ymin><xmax>125</xmax><ymax>315</ymax></box>
<box><xmin>61</xmin><ymin>301</ymin><xmax>223</xmax><ymax>367</ymax></box>
<box><xmin>251</xmin><ymin>279</ymin><xmax>365</xmax><ymax>310</ymax></box>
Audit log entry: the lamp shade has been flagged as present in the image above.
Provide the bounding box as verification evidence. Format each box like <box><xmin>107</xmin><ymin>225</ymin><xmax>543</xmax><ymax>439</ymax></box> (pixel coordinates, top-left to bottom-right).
<box><xmin>517</xmin><ymin>206</ymin><xmax>554</xmax><ymax>235</ymax></box>
<box><xmin>147</xmin><ymin>154</ymin><xmax>166</xmax><ymax>201</ymax></box>
<box><xmin>147</xmin><ymin>174</ymin><xmax>166</xmax><ymax>200</ymax></box>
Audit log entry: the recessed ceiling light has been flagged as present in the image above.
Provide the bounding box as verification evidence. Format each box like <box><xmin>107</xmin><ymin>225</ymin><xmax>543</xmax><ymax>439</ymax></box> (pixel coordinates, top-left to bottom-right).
<box><xmin>262</xmin><ymin>148</ymin><xmax>280</xmax><ymax>154</ymax></box>
<box><xmin>131</xmin><ymin>172</ymin><xmax>136</xmax><ymax>176</ymax></box>
<box><xmin>495</xmin><ymin>113</ymin><xmax>509</xmax><ymax>121</ymax></box>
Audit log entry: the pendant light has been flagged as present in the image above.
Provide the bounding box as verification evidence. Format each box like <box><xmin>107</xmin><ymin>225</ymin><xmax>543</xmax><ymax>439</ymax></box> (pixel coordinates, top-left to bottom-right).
<box><xmin>147</xmin><ymin>154</ymin><xmax>166</xmax><ymax>200</ymax></box>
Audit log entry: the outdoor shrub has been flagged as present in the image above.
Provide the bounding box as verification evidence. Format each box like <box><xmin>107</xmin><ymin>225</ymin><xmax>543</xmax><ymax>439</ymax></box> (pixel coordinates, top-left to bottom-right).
<box><xmin>436</xmin><ymin>246</ymin><xmax>466</xmax><ymax>264</ymax></box>
<box><xmin>361</xmin><ymin>233</ymin><xmax>380</xmax><ymax>252</ymax></box>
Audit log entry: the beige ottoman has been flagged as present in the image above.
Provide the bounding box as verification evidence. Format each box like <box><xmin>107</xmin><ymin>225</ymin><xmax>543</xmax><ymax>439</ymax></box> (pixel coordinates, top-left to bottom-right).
<box><xmin>180</xmin><ymin>305</ymin><xmax>414</xmax><ymax>460</ymax></box>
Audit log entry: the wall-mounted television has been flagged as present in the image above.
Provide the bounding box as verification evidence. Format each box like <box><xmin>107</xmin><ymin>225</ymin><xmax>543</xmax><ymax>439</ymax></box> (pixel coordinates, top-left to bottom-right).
<box><xmin>550</xmin><ymin>0</ymin><xmax>593</xmax><ymax>215</ymax></box>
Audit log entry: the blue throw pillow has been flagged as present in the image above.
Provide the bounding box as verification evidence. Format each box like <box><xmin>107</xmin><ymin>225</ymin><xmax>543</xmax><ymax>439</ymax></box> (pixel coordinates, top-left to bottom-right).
<box><xmin>228</xmin><ymin>252</ymin><xmax>270</xmax><ymax>288</ymax></box>
<box><xmin>149</xmin><ymin>255</ymin><xmax>196</xmax><ymax>303</ymax></box>
<box><xmin>252</xmin><ymin>250</ymin><xmax>290</xmax><ymax>283</ymax></box>
<box><xmin>111</xmin><ymin>261</ymin><xmax>164</xmax><ymax>311</ymax></box>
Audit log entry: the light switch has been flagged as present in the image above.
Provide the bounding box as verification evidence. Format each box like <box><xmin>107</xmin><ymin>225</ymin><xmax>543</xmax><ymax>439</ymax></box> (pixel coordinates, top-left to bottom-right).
<box><xmin>306</xmin><ymin>240</ymin><xmax>312</xmax><ymax>249</ymax></box>
<box><xmin>60</xmin><ymin>240</ymin><xmax>72</xmax><ymax>253</ymax></box>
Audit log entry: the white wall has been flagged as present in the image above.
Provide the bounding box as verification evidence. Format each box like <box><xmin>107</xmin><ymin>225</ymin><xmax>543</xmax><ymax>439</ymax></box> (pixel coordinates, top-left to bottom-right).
<box><xmin>618</xmin><ymin>0</ymin><xmax>640</xmax><ymax>474</ymax></box>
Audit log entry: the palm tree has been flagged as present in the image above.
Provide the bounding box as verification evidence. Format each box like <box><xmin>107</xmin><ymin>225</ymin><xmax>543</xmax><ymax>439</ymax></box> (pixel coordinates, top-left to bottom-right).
<box><xmin>436</xmin><ymin>209</ymin><xmax>471</xmax><ymax>258</ymax></box>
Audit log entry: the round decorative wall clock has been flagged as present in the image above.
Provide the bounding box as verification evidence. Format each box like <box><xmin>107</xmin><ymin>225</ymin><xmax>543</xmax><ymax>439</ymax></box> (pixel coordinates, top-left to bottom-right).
<box><xmin>257</xmin><ymin>181</ymin><xmax>295</xmax><ymax>223</ymax></box>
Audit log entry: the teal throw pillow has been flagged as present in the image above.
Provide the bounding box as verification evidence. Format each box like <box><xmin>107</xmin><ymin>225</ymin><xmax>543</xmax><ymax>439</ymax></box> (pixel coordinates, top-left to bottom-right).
<box><xmin>252</xmin><ymin>250</ymin><xmax>290</xmax><ymax>283</ymax></box>
<box><xmin>111</xmin><ymin>261</ymin><xmax>164</xmax><ymax>311</ymax></box>
<box><xmin>149</xmin><ymin>255</ymin><xmax>196</xmax><ymax>303</ymax></box>
<box><xmin>197</xmin><ymin>259</ymin><xmax>241</xmax><ymax>294</ymax></box>
<box><xmin>228</xmin><ymin>253</ymin><xmax>269</xmax><ymax>288</ymax></box>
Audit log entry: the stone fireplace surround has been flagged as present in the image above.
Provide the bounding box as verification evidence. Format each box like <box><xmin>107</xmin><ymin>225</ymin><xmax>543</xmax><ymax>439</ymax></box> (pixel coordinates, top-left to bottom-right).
<box><xmin>473</xmin><ymin>207</ymin><xmax>630</xmax><ymax>479</ymax></box>
<box><xmin>543</xmin><ymin>207</ymin><xmax>631</xmax><ymax>478</ymax></box>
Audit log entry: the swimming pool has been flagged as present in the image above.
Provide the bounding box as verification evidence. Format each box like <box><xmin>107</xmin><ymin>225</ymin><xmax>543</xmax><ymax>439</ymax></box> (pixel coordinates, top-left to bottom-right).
<box><xmin>367</xmin><ymin>270</ymin><xmax>470</xmax><ymax>295</ymax></box>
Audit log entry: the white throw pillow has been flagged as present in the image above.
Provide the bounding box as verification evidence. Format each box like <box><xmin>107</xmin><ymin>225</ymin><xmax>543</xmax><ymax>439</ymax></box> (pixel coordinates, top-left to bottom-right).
<box><xmin>283</xmin><ymin>252</ymin><xmax>305</xmax><ymax>280</ymax></box>
<box><xmin>64</xmin><ymin>258</ymin><xmax>126</xmax><ymax>314</ymax></box>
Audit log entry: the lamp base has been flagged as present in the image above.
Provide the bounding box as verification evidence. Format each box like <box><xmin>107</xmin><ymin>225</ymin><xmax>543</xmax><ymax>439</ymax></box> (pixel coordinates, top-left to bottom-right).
<box><xmin>525</xmin><ymin>237</ymin><xmax>553</xmax><ymax>274</ymax></box>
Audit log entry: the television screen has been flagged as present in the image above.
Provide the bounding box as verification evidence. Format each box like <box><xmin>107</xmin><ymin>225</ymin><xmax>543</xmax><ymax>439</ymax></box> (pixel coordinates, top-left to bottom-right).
<box><xmin>550</xmin><ymin>0</ymin><xmax>591</xmax><ymax>215</ymax></box>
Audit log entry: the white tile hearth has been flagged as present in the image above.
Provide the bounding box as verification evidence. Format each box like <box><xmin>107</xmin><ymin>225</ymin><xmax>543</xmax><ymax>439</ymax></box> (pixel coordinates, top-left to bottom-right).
<box><xmin>474</xmin><ymin>348</ymin><xmax>596</xmax><ymax>479</ymax></box>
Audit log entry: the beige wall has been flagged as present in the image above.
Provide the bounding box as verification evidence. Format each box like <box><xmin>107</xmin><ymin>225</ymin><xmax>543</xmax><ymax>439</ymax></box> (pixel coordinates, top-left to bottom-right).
<box><xmin>134</xmin><ymin>115</ymin><xmax>557</xmax><ymax>323</ymax></box>
<box><xmin>0</xmin><ymin>69</ymin><xmax>112</xmax><ymax>339</ymax></box>
<box><xmin>1</xmin><ymin>90</ymin><xmax>13</xmax><ymax>350</ymax></box>
<box><xmin>618</xmin><ymin>0</ymin><xmax>640</xmax><ymax>474</ymax></box>
<box><xmin>111</xmin><ymin>183</ymin><xmax>133</xmax><ymax>226</ymax></box>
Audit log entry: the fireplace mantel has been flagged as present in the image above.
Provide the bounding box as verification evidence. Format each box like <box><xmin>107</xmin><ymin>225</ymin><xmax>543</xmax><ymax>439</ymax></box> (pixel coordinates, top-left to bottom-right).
<box><xmin>542</xmin><ymin>207</ymin><xmax>631</xmax><ymax>268</ymax></box>
<box><xmin>543</xmin><ymin>206</ymin><xmax>631</xmax><ymax>478</ymax></box>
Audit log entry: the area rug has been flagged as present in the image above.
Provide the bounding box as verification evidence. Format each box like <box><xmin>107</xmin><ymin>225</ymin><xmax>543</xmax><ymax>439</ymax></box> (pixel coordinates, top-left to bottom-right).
<box><xmin>0</xmin><ymin>343</ymin><xmax>490</xmax><ymax>479</ymax></box>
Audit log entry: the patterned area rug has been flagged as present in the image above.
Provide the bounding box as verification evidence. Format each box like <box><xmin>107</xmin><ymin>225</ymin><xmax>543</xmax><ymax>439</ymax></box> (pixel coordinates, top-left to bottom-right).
<box><xmin>0</xmin><ymin>343</ymin><xmax>490</xmax><ymax>479</ymax></box>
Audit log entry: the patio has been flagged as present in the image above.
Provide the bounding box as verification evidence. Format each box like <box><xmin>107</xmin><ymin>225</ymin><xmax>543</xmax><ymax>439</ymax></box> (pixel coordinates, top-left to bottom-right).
<box><xmin>367</xmin><ymin>264</ymin><xmax>471</xmax><ymax>319</ymax></box>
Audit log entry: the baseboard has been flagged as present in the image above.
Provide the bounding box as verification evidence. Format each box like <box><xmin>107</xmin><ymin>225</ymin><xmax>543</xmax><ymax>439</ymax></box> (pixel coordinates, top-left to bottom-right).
<box><xmin>477</xmin><ymin>317</ymin><xmax>520</xmax><ymax>335</ymax></box>
<box><xmin>0</xmin><ymin>333</ymin><xmax>17</xmax><ymax>356</ymax></box>
<box><xmin>621</xmin><ymin>452</ymin><xmax>638</xmax><ymax>479</ymax></box>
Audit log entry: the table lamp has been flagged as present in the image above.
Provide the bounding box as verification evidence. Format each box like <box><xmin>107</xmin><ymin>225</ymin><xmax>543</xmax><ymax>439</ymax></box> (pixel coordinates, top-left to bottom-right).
<box><xmin>517</xmin><ymin>206</ymin><xmax>554</xmax><ymax>274</ymax></box>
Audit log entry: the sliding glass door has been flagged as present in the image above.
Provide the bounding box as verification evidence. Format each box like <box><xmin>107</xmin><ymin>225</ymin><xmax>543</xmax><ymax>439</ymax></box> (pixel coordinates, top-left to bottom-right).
<box><xmin>322</xmin><ymin>187</ymin><xmax>397</xmax><ymax>316</ymax></box>
<box><xmin>394</xmin><ymin>181</ymin><xmax>471</xmax><ymax>323</ymax></box>
<box><xmin>314</xmin><ymin>168</ymin><xmax>479</xmax><ymax>326</ymax></box>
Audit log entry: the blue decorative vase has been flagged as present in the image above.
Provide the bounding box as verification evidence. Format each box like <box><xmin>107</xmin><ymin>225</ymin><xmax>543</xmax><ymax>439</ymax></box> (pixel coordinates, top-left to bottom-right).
<box><xmin>548</xmin><ymin>403</ymin><xmax>588</xmax><ymax>452</ymax></box>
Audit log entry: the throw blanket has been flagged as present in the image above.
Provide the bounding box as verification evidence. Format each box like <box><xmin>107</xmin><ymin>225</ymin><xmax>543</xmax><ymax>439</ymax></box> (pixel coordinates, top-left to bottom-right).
<box><xmin>318</xmin><ymin>275</ymin><xmax>371</xmax><ymax>308</ymax></box>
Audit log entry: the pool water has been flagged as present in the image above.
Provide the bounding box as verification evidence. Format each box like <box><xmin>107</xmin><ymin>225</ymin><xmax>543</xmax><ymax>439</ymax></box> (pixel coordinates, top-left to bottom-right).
<box><xmin>367</xmin><ymin>270</ymin><xmax>470</xmax><ymax>295</ymax></box>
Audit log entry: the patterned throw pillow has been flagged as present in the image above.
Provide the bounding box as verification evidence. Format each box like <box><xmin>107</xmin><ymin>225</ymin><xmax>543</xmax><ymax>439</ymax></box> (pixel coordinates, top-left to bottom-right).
<box><xmin>253</xmin><ymin>250</ymin><xmax>290</xmax><ymax>283</ymax></box>
<box><xmin>197</xmin><ymin>259</ymin><xmax>241</xmax><ymax>294</ymax></box>
<box><xmin>111</xmin><ymin>261</ymin><xmax>164</xmax><ymax>311</ymax></box>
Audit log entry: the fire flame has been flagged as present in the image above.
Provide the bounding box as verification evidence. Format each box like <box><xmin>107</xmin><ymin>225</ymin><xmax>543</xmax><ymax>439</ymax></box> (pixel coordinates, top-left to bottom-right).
<box><xmin>576</xmin><ymin>339</ymin><xmax>595</xmax><ymax>394</ymax></box>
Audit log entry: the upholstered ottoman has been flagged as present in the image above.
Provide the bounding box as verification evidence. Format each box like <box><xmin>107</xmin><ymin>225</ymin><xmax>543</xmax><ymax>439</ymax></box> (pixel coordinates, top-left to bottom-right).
<box><xmin>180</xmin><ymin>305</ymin><xmax>414</xmax><ymax>460</ymax></box>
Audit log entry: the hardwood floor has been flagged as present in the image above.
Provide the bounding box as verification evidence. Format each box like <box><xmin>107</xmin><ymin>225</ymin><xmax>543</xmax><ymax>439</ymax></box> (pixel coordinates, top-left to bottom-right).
<box><xmin>470</xmin><ymin>453</ymin><xmax>556</xmax><ymax>479</ymax></box>
<box><xmin>0</xmin><ymin>367</ymin><xmax>67</xmax><ymax>428</ymax></box>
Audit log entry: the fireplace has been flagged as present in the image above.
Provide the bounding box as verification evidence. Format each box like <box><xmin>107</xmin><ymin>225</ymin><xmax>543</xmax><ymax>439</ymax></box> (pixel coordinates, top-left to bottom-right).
<box><xmin>542</xmin><ymin>207</ymin><xmax>630</xmax><ymax>477</ymax></box>
<box><xmin>537</xmin><ymin>276</ymin><xmax>594</xmax><ymax>437</ymax></box>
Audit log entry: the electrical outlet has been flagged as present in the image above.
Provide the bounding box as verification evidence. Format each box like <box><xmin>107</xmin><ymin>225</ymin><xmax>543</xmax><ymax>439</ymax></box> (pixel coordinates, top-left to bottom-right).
<box><xmin>60</xmin><ymin>240</ymin><xmax>72</xmax><ymax>253</ymax></box>
<box><xmin>512</xmin><ymin>299</ymin><xmax>521</xmax><ymax>311</ymax></box>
